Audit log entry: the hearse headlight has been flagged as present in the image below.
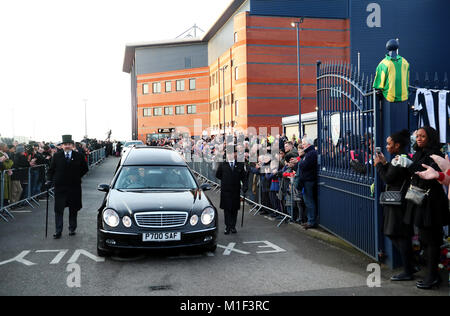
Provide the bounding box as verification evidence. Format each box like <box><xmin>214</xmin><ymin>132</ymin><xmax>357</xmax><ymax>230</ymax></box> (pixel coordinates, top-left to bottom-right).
<box><xmin>122</xmin><ymin>216</ymin><xmax>132</xmax><ymax>228</ymax></box>
<box><xmin>201</xmin><ymin>207</ymin><xmax>215</xmax><ymax>225</ymax></box>
<box><xmin>103</xmin><ymin>209</ymin><xmax>120</xmax><ymax>227</ymax></box>
<box><xmin>190</xmin><ymin>214</ymin><xmax>199</xmax><ymax>226</ymax></box>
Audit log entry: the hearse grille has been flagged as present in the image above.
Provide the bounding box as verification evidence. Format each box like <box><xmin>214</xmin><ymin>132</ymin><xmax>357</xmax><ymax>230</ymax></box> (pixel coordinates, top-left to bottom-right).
<box><xmin>134</xmin><ymin>212</ymin><xmax>188</xmax><ymax>228</ymax></box>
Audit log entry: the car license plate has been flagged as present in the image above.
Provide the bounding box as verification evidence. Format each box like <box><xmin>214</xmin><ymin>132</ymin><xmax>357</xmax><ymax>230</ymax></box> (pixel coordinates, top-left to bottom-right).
<box><xmin>142</xmin><ymin>232</ymin><xmax>181</xmax><ymax>242</ymax></box>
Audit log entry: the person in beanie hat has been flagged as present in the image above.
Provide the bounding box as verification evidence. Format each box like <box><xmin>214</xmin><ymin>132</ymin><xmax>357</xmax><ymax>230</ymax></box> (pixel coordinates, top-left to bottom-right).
<box><xmin>46</xmin><ymin>135</ymin><xmax>88</xmax><ymax>239</ymax></box>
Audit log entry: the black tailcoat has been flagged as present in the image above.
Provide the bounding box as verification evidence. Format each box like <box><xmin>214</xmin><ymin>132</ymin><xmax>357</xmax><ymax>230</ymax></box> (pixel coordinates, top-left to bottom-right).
<box><xmin>47</xmin><ymin>151</ymin><xmax>89</xmax><ymax>211</ymax></box>
<box><xmin>215</xmin><ymin>161</ymin><xmax>248</xmax><ymax>211</ymax></box>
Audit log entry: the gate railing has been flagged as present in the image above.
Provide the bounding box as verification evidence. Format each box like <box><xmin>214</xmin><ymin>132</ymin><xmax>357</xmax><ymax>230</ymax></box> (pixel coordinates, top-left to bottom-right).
<box><xmin>316</xmin><ymin>60</ymin><xmax>380</xmax><ymax>260</ymax></box>
<box><xmin>317</xmin><ymin>60</ymin><xmax>377</xmax><ymax>184</ymax></box>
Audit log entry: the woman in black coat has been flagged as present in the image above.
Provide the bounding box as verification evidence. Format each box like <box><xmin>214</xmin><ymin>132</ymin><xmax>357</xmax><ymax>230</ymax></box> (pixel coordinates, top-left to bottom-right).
<box><xmin>375</xmin><ymin>129</ymin><xmax>415</xmax><ymax>281</ymax></box>
<box><xmin>405</xmin><ymin>126</ymin><xmax>449</xmax><ymax>289</ymax></box>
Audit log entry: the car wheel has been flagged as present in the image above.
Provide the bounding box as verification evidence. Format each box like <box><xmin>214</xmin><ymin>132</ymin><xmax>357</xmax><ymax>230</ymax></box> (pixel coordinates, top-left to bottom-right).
<box><xmin>97</xmin><ymin>245</ymin><xmax>113</xmax><ymax>257</ymax></box>
<box><xmin>205</xmin><ymin>244</ymin><xmax>217</xmax><ymax>253</ymax></box>
<box><xmin>97</xmin><ymin>235</ymin><xmax>113</xmax><ymax>257</ymax></box>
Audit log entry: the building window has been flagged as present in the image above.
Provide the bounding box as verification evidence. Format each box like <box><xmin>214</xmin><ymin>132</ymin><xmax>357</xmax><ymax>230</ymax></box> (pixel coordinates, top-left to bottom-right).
<box><xmin>187</xmin><ymin>105</ymin><xmax>196</xmax><ymax>114</ymax></box>
<box><xmin>176</xmin><ymin>80</ymin><xmax>185</xmax><ymax>91</ymax></box>
<box><xmin>189</xmin><ymin>78</ymin><xmax>196</xmax><ymax>90</ymax></box>
<box><xmin>164</xmin><ymin>106</ymin><xmax>173</xmax><ymax>115</ymax></box>
<box><xmin>143</xmin><ymin>108</ymin><xmax>152</xmax><ymax>117</ymax></box>
<box><xmin>142</xmin><ymin>83</ymin><xmax>149</xmax><ymax>95</ymax></box>
<box><xmin>234</xmin><ymin>32</ymin><xmax>238</xmax><ymax>43</ymax></box>
<box><xmin>175</xmin><ymin>105</ymin><xmax>185</xmax><ymax>115</ymax></box>
<box><xmin>235</xmin><ymin>100</ymin><xmax>239</xmax><ymax>116</ymax></box>
<box><xmin>152</xmin><ymin>82</ymin><xmax>161</xmax><ymax>93</ymax></box>
<box><xmin>153</xmin><ymin>107</ymin><xmax>162</xmax><ymax>116</ymax></box>
<box><xmin>165</xmin><ymin>81</ymin><xmax>172</xmax><ymax>92</ymax></box>
<box><xmin>234</xmin><ymin>67</ymin><xmax>239</xmax><ymax>81</ymax></box>
<box><xmin>185</xmin><ymin>57</ymin><xmax>192</xmax><ymax>69</ymax></box>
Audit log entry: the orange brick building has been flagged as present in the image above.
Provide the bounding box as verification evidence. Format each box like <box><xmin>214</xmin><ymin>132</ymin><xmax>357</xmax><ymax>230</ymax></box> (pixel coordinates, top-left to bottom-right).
<box><xmin>123</xmin><ymin>0</ymin><xmax>349</xmax><ymax>142</ymax></box>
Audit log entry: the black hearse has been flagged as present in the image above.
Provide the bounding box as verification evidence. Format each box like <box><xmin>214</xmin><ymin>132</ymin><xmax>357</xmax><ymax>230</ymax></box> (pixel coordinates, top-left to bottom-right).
<box><xmin>96</xmin><ymin>146</ymin><xmax>218</xmax><ymax>256</ymax></box>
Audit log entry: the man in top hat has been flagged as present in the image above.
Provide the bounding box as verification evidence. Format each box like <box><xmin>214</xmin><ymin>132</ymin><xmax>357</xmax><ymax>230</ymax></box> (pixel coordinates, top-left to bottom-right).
<box><xmin>46</xmin><ymin>135</ymin><xmax>89</xmax><ymax>239</ymax></box>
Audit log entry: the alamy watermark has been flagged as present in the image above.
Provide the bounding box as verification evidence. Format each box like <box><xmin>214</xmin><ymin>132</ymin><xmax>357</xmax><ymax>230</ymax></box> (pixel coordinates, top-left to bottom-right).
<box><xmin>366</xmin><ymin>263</ymin><xmax>381</xmax><ymax>288</ymax></box>
<box><xmin>66</xmin><ymin>263</ymin><xmax>81</xmax><ymax>288</ymax></box>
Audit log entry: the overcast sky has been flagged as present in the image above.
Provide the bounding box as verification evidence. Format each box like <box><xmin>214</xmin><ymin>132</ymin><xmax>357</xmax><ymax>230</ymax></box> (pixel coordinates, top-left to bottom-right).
<box><xmin>0</xmin><ymin>0</ymin><xmax>232</xmax><ymax>142</ymax></box>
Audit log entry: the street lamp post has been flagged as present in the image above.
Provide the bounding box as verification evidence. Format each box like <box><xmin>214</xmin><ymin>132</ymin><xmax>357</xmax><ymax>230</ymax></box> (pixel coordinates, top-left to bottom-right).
<box><xmin>83</xmin><ymin>99</ymin><xmax>88</xmax><ymax>139</ymax></box>
<box><xmin>291</xmin><ymin>18</ymin><xmax>304</xmax><ymax>139</ymax></box>
<box><xmin>11</xmin><ymin>107</ymin><xmax>15</xmax><ymax>141</ymax></box>
<box><xmin>220</xmin><ymin>65</ymin><xmax>228</xmax><ymax>142</ymax></box>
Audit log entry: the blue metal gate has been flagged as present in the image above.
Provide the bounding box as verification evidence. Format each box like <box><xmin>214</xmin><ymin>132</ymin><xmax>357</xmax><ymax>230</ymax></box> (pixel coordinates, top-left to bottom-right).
<box><xmin>316</xmin><ymin>61</ymin><xmax>381</xmax><ymax>260</ymax></box>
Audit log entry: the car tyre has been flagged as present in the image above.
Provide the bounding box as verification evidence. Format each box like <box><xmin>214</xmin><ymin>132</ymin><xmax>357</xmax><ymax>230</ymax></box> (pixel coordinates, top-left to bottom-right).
<box><xmin>97</xmin><ymin>235</ymin><xmax>113</xmax><ymax>257</ymax></box>
<box><xmin>97</xmin><ymin>245</ymin><xmax>113</xmax><ymax>257</ymax></box>
<box><xmin>205</xmin><ymin>244</ymin><xmax>217</xmax><ymax>253</ymax></box>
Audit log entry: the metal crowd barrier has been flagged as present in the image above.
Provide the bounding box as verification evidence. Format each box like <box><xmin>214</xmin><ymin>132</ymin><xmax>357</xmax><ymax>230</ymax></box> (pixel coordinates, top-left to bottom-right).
<box><xmin>0</xmin><ymin>147</ymin><xmax>106</xmax><ymax>222</ymax></box>
<box><xmin>188</xmin><ymin>161</ymin><xmax>292</xmax><ymax>227</ymax></box>
<box><xmin>87</xmin><ymin>147</ymin><xmax>106</xmax><ymax>169</ymax></box>
<box><xmin>0</xmin><ymin>164</ymin><xmax>52</xmax><ymax>222</ymax></box>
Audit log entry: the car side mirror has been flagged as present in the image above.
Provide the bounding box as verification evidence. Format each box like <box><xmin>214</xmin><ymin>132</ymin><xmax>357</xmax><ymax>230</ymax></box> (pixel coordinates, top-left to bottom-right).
<box><xmin>97</xmin><ymin>184</ymin><xmax>110</xmax><ymax>192</ymax></box>
<box><xmin>200</xmin><ymin>183</ymin><xmax>212</xmax><ymax>191</ymax></box>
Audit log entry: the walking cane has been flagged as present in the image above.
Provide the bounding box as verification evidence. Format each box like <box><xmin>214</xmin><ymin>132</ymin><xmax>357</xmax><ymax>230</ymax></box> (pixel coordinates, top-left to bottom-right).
<box><xmin>241</xmin><ymin>192</ymin><xmax>245</xmax><ymax>227</ymax></box>
<box><xmin>45</xmin><ymin>182</ymin><xmax>50</xmax><ymax>238</ymax></box>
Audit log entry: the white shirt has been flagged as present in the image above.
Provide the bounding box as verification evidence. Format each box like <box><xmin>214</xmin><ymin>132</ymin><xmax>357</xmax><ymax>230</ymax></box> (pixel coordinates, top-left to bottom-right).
<box><xmin>64</xmin><ymin>150</ymin><xmax>72</xmax><ymax>160</ymax></box>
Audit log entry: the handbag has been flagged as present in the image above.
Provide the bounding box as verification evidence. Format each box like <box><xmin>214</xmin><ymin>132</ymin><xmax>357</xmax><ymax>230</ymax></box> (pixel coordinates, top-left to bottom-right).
<box><xmin>405</xmin><ymin>183</ymin><xmax>430</xmax><ymax>206</ymax></box>
<box><xmin>379</xmin><ymin>181</ymin><xmax>407</xmax><ymax>206</ymax></box>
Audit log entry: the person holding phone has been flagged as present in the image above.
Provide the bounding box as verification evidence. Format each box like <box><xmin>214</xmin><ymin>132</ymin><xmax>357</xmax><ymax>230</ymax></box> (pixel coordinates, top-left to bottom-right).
<box><xmin>374</xmin><ymin>129</ymin><xmax>416</xmax><ymax>281</ymax></box>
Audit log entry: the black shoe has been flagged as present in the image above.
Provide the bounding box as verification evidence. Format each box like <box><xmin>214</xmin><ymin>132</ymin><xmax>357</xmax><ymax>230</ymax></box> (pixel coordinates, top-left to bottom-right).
<box><xmin>230</xmin><ymin>228</ymin><xmax>237</xmax><ymax>234</ymax></box>
<box><xmin>302</xmin><ymin>223</ymin><xmax>317</xmax><ymax>230</ymax></box>
<box><xmin>390</xmin><ymin>272</ymin><xmax>414</xmax><ymax>281</ymax></box>
<box><xmin>416</xmin><ymin>275</ymin><xmax>442</xmax><ymax>290</ymax></box>
<box><xmin>416</xmin><ymin>279</ymin><xmax>441</xmax><ymax>290</ymax></box>
<box><xmin>69</xmin><ymin>231</ymin><xmax>76</xmax><ymax>236</ymax></box>
<box><xmin>224</xmin><ymin>229</ymin><xmax>230</xmax><ymax>235</ymax></box>
<box><xmin>53</xmin><ymin>233</ymin><xmax>62</xmax><ymax>239</ymax></box>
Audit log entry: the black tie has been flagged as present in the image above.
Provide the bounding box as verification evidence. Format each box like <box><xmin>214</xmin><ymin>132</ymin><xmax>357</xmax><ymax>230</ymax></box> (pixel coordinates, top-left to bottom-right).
<box><xmin>66</xmin><ymin>153</ymin><xmax>70</xmax><ymax>163</ymax></box>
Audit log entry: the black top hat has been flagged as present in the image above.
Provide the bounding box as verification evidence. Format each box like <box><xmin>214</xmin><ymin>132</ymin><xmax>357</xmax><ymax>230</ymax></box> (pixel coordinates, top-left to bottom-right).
<box><xmin>62</xmin><ymin>135</ymin><xmax>74</xmax><ymax>144</ymax></box>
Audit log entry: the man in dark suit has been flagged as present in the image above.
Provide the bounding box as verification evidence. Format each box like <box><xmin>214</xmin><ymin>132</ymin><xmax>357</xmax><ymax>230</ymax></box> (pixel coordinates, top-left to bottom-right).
<box><xmin>215</xmin><ymin>146</ymin><xmax>248</xmax><ymax>235</ymax></box>
<box><xmin>46</xmin><ymin>135</ymin><xmax>89</xmax><ymax>239</ymax></box>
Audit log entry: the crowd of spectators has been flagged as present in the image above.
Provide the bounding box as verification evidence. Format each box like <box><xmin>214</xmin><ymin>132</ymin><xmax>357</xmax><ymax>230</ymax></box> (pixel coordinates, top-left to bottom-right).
<box><xmin>147</xmin><ymin>132</ymin><xmax>319</xmax><ymax>229</ymax></box>
<box><xmin>0</xmin><ymin>138</ymin><xmax>109</xmax><ymax>208</ymax></box>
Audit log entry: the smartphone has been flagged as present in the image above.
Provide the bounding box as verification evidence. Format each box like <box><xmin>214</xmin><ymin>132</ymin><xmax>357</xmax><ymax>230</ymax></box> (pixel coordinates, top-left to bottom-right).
<box><xmin>375</xmin><ymin>147</ymin><xmax>381</xmax><ymax>154</ymax></box>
